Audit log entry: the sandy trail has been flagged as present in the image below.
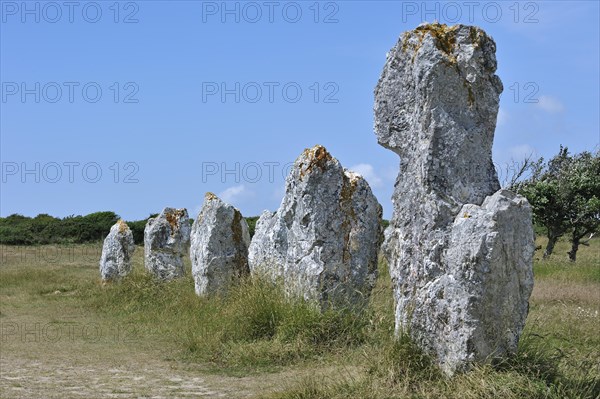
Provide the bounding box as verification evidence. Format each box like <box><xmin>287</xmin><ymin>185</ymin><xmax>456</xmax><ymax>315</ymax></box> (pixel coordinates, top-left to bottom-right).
<box><xmin>1</xmin><ymin>352</ymin><xmax>255</xmax><ymax>398</ymax></box>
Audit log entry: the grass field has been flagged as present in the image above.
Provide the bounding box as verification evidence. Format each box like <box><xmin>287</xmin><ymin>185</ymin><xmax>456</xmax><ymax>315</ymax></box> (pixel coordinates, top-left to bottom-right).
<box><xmin>0</xmin><ymin>237</ymin><xmax>598</xmax><ymax>398</ymax></box>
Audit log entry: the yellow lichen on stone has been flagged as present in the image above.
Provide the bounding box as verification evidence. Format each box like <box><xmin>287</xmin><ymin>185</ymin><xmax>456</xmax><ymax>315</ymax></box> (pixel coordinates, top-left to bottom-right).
<box><xmin>117</xmin><ymin>219</ymin><xmax>129</xmax><ymax>233</ymax></box>
<box><xmin>300</xmin><ymin>145</ymin><xmax>333</xmax><ymax>178</ymax></box>
<box><xmin>402</xmin><ymin>23</ymin><xmax>461</xmax><ymax>64</ymax></box>
<box><xmin>468</xmin><ymin>26</ymin><xmax>485</xmax><ymax>49</ymax></box>
<box><xmin>415</xmin><ymin>23</ymin><xmax>459</xmax><ymax>59</ymax></box>
<box><xmin>400</xmin><ymin>31</ymin><xmax>412</xmax><ymax>53</ymax></box>
<box><xmin>205</xmin><ymin>192</ymin><xmax>218</xmax><ymax>201</ymax></box>
<box><xmin>166</xmin><ymin>209</ymin><xmax>186</xmax><ymax>232</ymax></box>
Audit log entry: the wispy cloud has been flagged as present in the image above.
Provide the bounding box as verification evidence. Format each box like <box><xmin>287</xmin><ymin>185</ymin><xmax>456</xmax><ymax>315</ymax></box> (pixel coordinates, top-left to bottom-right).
<box><xmin>349</xmin><ymin>163</ymin><xmax>383</xmax><ymax>188</ymax></box>
<box><xmin>219</xmin><ymin>185</ymin><xmax>249</xmax><ymax>205</ymax></box>
<box><xmin>536</xmin><ymin>96</ymin><xmax>565</xmax><ymax>113</ymax></box>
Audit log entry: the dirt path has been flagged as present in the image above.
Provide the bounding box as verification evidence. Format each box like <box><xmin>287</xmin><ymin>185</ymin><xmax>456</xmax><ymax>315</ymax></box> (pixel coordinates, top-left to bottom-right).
<box><xmin>1</xmin><ymin>354</ymin><xmax>231</xmax><ymax>398</ymax></box>
<box><xmin>0</xmin><ymin>314</ymin><xmax>295</xmax><ymax>399</ymax></box>
<box><xmin>0</xmin><ymin>349</ymin><xmax>356</xmax><ymax>399</ymax></box>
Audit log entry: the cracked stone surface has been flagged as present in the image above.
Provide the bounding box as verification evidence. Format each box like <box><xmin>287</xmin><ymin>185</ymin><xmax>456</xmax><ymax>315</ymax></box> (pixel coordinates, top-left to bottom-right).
<box><xmin>374</xmin><ymin>23</ymin><xmax>534</xmax><ymax>374</ymax></box>
<box><xmin>144</xmin><ymin>207</ymin><xmax>191</xmax><ymax>281</ymax></box>
<box><xmin>99</xmin><ymin>220</ymin><xmax>135</xmax><ymax>281</ymax></box>
<box><xmin>190</xmin><ymin>193</ymin><xmax>251</xmax><ymax>296</ymax></box>
<box><xmin>249</xmin><ymin>145</ymin><xmax>383</xmax><ymax>309</ymax></box>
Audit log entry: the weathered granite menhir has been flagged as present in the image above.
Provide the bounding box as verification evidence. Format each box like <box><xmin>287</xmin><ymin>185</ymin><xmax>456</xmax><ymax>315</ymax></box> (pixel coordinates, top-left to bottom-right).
<box><xmin>190</xmin><ymin>193</ymin><xmax>251</xmax><ymax>296</ymax></box>
<box><xmin>144</xmin><ymin>207</ymin><xmax>191</xmax><ymax>281</ymax></box>
<box><xmin>99</xmin><ymin>219</ymin><xmax>135</xmax><ymax>281</ymax></box>
<box><xmin>374</xmin><ymin>23</ymin><xmax>534</xmax><ymax>375</ymax></box>
<box><xmin>249</xmin><ymin>145</ymin><xmax>383</xmax><ymax>309</ymax></box>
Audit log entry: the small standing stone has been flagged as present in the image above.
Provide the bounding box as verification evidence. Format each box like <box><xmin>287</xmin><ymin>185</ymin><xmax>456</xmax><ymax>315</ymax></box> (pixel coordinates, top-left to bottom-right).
<box><xmin>144</xmin><ymin>207</ymin><xmax>191</xmax><ymax>281</ymax></box>
<box><xmin>99</xmin><ymin>219</ymin><xmax>135</xmax><ymax>281</ymax></box>
<box><xmin>190</xmin><ymin>193</ymin><xmax>251</xmax><ymax>296</ymax></box>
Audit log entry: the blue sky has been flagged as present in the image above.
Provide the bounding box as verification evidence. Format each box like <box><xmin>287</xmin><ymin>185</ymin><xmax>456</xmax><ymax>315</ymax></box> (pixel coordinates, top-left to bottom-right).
<box><xmin>1</xmin><ymin>0</ymin><xmax>599</xmax><ymax>220</ymax></box>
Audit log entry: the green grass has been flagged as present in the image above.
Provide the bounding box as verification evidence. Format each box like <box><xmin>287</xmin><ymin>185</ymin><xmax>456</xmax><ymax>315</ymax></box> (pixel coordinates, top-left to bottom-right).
<box><xmin>532</xmin><ymin>235</ymin><xmax>600</xmax><ymax>282</ymax></box>
<box><xmin>1</xmin><ymin>236</ymin><xmax>598</xmax><ymax>398</ymax></box>
<box><xmin>258</xmin><ymin>237</ymin><xmax>599</xmax><ymax>399</ymax></box>
<box><xmin>76</xmin><ymin>268</ymin><xmax>369</xmax><ymax>375</ymax></box>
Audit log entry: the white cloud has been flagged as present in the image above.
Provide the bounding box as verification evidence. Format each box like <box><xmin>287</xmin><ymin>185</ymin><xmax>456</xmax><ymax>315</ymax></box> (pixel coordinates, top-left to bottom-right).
<box><xmin>536</xmin><ymin>96</ymin><xmax>565</xmax><ymax>113</ymax></box>
<box><xmin>218</xmin><ymin>184</ymin><xmax>249</xmax><ymax>205</ymax></box>
<box><xmin>349</xmin><ymin>163</ymin><xmax>383</xmax><ymax>188</ymax></box>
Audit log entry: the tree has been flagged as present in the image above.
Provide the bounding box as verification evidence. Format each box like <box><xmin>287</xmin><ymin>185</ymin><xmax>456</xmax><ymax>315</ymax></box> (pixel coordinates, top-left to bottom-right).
<box><xmin>0</xmin><ymin>214</ymin><xmax>34</xmax><ymax>245</ymax></box>
<box><xmin>516</xmin><ymin>147</ymin><xmax>600</xmax><ymax>261</ymax></box>
<box><xmin>562</xmin><ymin>151</ymin><xmax>600</xmax><ymax>261</ymax></box>
<box><xmin>516</xmin><ymin>148</ymin><xmax>570</xmax><ymax>258</ymax></box>
<box><xmin>78</xmin><ymin>211</ymin><xmax>119</xmax><ymax>242</ymax></box>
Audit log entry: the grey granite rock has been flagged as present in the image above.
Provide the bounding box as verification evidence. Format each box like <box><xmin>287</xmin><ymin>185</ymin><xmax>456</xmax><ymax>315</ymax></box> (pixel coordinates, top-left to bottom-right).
<box><xmin>248</xmin><ymin>145</ymin><xmax>383</xmax><ymax>309</ymax></box>
<box><xmin>144</xmin><ymin>207</ymin><xmax>191</xmax><ymax>281</ymax></box>
<box><xmin>190</xmin><ymin>193</ymin><xmax>251</xmax><ymax>296</ymax></box>
<box><xmin>99</xmin><ymin>220</ymin><xmax>135</xmax><ymax>281</ymax></box>
<box><xmin>374</xmin><ymin>23</ymin><xmax>534</xmax><ymax>374</ymax></box>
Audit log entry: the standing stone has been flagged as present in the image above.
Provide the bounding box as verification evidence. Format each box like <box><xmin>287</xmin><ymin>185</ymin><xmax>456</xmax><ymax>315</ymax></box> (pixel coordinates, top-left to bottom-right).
<box><xmin>144</xmin><ymin>207</ymin><xmax>191</xmax><ymax>281</ymax></box>
<box><xmin>99</xmin><ymin>219</ymin><xmax>135</xmax><ymax>281</ymax></box>
<box><xmin>374</xmin><ymin>23</ymin><xmax>534</xmax><ymax>375</ymax></box>
<box><xmin>190</xmin><ymin>193</ymin><xmax>251</xmax><ymax>296</ymax></box>
<box><xmin>248</xmin><ymin>145</ymin><xmax>383</xmax><ymax>309</ymax></box>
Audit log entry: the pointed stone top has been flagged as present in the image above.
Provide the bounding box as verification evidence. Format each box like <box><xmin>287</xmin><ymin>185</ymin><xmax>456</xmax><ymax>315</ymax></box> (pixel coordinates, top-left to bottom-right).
<box><xmin>116</xmin><ymin>219</ymin><xmax>130</xmax><ymax>233</ymax></box>
<box><xmin>302</xmin><ymin>144</ymin><xmax>330</xmax><ymax>158</ymax></box>
<box><xmin>298</xmin><ymin>144</ymin><xmax>336</xmax><ymax>178</ymax></box>
<box><xmin>344</xmin><ymin>169</ymin><xmax>361</xmax><ymax>183</ymax></box>
<box><xmin>205</xmin><ymin>192</ymin><xmax>219</xmax><ymax>201</ymax></box>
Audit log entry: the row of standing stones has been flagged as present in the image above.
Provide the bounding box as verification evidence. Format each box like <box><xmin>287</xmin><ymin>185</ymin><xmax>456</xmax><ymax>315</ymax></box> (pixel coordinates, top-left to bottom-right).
<box><xmin>98</xmin><ymin>23</ymin><xmax>534</xmax><ymax>376</ymax></box>
<box><xmin>99</xmin><ymin>144</ymin><xmax>382</xmax><ymax>305</ymax></box>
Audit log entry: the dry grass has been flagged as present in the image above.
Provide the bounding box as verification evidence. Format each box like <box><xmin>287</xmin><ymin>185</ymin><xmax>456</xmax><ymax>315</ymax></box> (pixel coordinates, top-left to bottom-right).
<box><xmin>532</xmin><ymin>279</ymin><xmax>599</xmax><ymax>305</ymax></box>
<box><xmin>0</xmin><ymin>236</ymin><xmax>598</xmax><ymax>398</ymax></box>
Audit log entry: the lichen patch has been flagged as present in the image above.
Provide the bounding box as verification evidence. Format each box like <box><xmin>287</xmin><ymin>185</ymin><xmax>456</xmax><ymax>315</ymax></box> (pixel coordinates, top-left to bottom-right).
<box><xmin>117</xmin><ymin>219</ymin><xmax>129</xmax><ymax>233</ymax></box>
<box><xmin>299</xmin><ymin>145</ymin><xmax>334</xmax><ymax>178</ymax></box>
<box><xmin>205</xmin><ymin>192</ymin><xmax>218</xmax><ymax>201</ymax></box>
<box><xmin>165</xmin><ymin>209</ymin><xmax>186</xmax><ymax>232</ymax></box>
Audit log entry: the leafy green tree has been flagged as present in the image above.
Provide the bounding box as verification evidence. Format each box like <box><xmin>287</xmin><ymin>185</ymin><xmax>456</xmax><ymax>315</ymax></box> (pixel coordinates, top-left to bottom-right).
<box><xmin>77</xmin><ymin>211</ymin><xmax>119</xmax><ymax>242</ymax></box>
<box><xmin>517</xmin><ymin>147</ymin><xmax>600</xmax><ymax>261</ymax></box>
<box><xmin>517</xmin><ymin>148</ymin><xmax>570</xmax><ymax>258</ymax></box>
<box><xmin>29</xmin><ymin>214</ymin><xmax>60</xmax><ymax>244</ymax></box>
<box><xmin>0</xmin><ymin>211</ymin><xmax>119</xmax><ymax>244</ymax></box>
<box><xmin>0</xmin><ymin>214</ymin><xmax>34</xmax><ymax>244</ymax></box>
<box><xmin>562</xmin><ymin>151</ymin><xmax>600</xmax><ymax>261</ymax></box>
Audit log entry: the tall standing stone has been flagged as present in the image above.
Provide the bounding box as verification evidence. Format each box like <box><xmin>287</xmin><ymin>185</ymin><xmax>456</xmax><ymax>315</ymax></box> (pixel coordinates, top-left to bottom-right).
<box><xmin>374</xmin><ymin>23</ymin><xmax>534</xmax><ymax>374</ymax></box>
<box><xmin>248</xmin><ymin>145</ymin><xmax>383</xmax><ymax>309</ymax></box>
<box><xmin>99</xmin><ymin>219</ymin><xmax>135</xmax><ymax>281</ymax></box>
<box><xmin>144</xmin><ymin>207</ymin><xmax>191</xmax><ymax>281</ymax></box>
<box><xmin>190</xmin><ymin>193</ymin><xmax>251</xmax><ymax>296</ymax></box>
